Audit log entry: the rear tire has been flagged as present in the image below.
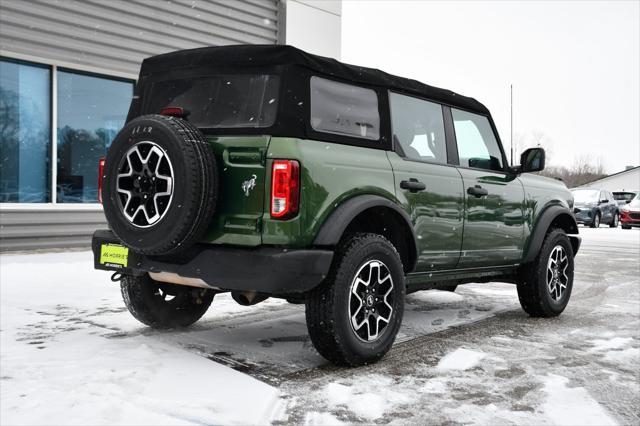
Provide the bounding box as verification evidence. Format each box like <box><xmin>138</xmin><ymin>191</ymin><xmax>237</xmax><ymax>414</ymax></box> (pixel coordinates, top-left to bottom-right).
<box><xmin>609</xmin><ymin>212</ymin><xmax>619</xmax><ymax>228</ymax></box>
<box><xmin>621</xmin><ymin>224</ymin><xmax>631</xmax><ymax>230</ymax></box>
<box><xmin>305</xmin><ymin>233</ymin><xmax>405</xmax><ymax>366</ymax></box>
<box><xmin>516</xmin><ymin>229</ymin><xmax>574</xmax><ymax>317</ymax></box>
<box><xmin>121</xmin><ymin>274</ymin><xmax>214</xmax><ymax>328</ymax></box>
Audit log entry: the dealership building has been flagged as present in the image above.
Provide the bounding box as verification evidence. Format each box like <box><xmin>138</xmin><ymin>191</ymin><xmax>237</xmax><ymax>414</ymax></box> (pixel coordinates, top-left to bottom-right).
<box><xmin>575</xmin><ymin>166</ymin><xmax>640</xmax><ymax>193</ymax></box>
<box><xmin>0</xmin><ymin>0</ymin><xmax>341</xmax><ymax>251</ymax></box>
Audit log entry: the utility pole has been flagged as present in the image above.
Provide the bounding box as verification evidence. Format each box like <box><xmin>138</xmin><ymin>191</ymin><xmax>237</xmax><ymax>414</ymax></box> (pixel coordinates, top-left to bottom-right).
<box><xmin>510</xmin><ymin>84</ymin><xmax>513</xmax><ymax>166</ymax></box>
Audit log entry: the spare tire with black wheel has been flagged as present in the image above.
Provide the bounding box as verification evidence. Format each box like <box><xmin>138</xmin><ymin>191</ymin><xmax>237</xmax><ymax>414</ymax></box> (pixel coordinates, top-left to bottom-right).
<box><xmin>102</xmin><ymin>114</ymin><xmax>217</xmax><ymax>255</ymax></box>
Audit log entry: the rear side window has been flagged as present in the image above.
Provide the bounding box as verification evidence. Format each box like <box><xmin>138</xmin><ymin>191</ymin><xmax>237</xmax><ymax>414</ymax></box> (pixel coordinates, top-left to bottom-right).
<box><xmin>310</xmin><ymin>76</ymin><xmax>379</xmax><ymax>140</ymax></box>
<box><xmin>452</xmin><ymin>108</ymin><xmax>504</xmax><ymax>171</ymax></box>
<box><xmin>142</xmin><ymin>74</ymin><xmax>280</xmax><ymax>128</ymax></box>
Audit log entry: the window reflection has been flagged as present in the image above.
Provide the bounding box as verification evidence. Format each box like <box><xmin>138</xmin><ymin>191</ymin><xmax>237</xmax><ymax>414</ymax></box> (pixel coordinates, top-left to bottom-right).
<box><xmin>57</xmin><ymin>70</ymin><xmax>132</xmax><ymax>203</ymax></box>
<box><xmin>0</xmin><ymin>59</ymin><xmax>51</xmax><ymax>203</ymax></box>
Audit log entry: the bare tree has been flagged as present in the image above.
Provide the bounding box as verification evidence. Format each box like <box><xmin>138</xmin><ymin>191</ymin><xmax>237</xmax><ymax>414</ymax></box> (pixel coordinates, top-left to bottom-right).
<box><xmin>510</xmin><ymin>130</ymin><xmax>556</xmax><ymax>168</ymax></box>
<box><xmin>539</xmin><ymin>154</ymin><xmax>606</xmax><ymax>188</ymax></box>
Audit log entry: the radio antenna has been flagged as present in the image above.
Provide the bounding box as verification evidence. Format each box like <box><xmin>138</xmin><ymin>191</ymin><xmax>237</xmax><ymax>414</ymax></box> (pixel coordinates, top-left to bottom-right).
<box><xmin>510</xmin><ymin>84</ymin><xmax>514</xmax><ymax>165</ymax></box>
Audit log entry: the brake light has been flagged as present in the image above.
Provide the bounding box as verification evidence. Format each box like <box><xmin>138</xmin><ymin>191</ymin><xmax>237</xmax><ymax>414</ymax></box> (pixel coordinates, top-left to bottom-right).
<box><xmin>271</xmin><ymin>160</ymin><xmax>300</xmax><ymax>219</ymax></box>
<box><xmin>160</xmin><ymin>106</ymin><xmax>189</xmax><ymax>118</ymax></box>
<box><xmin>98</xmin><ymin>157</ymin><xmax>106</xmax><ymax>204</ymax></box>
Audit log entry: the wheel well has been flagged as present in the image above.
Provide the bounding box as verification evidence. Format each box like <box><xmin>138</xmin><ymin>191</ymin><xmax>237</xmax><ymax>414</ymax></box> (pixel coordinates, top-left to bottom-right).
<box><xmin>549</xmin><ymin>212</ymin><xmax>578</xmax><ymax>235</ymax></box>
<box><xmin>549</xmin><ymin>212</ymin><xmax>580</xmax><ymax>254</ymax></box>
<box><xmin>342</xmin><ymin>206</ymin><xmax>416</xmax><ymax>273</ymax></box>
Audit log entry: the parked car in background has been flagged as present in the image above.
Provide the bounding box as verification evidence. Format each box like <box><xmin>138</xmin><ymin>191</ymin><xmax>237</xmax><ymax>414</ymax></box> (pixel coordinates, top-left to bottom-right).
<box><xmin>613</xmin><ymin>190</ymin><xmax>638</xmax><ymax>206</ymax></box>
<box><xmin>571</xmin><ymin>188</ymin><xmax>619</xmax><ymax>228</ymax></box>
<box><xmin>620</xmin><ymin>192</ymin><xmax>640</xmax><ymax>229</ymax></box>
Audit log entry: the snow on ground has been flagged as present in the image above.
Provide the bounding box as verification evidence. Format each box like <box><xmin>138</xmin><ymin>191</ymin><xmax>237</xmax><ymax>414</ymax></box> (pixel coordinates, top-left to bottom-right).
<box><xmin>1</xmin><ymin>226</ymin><xmax>638</xmax><ymax>425</ymax></box>
<box><xmin>542</xmin><ymin>374</ymin><xmax>618</xmax><ymax>426</ymax></box>
<box><xmin>0</xmin><ymin>251</ymin><xmax>283</xmax><ymax>425</ymax></box>
<box><xmin>322</xmin><ymin>376</ymin><xmax>411</xmax><ymax>421</ymax></box>
<box><xmin>436</xmin><ymin>348</ymin><xmax>486</xmax><ymax>371</ymax></box>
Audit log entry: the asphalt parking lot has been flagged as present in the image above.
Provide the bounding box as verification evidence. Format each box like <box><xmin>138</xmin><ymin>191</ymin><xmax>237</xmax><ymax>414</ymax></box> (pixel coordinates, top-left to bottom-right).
<box><xmin>1</xmin><ymin>226</ymin><xmax>639</xmax><ymax>425</ymax></box>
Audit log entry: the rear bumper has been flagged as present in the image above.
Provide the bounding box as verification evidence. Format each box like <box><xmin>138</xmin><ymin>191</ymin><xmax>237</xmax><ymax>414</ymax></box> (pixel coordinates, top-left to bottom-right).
<box><xmin>92</xmin><ymin>230</ymin><xmax>333</xmax><ymax>294</ymax></box>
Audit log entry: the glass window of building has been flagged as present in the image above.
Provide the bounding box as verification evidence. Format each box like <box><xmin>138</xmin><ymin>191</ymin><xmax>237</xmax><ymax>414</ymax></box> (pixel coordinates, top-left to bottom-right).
<box><xmin>0</xmin><ymin>59</ymin><xmax>51</xmax><ymax>203</ymax></box>
<box><xmin>57</xmin><ymin>70</ymin><xmax>132</xmax><ymax>203</ymax></box>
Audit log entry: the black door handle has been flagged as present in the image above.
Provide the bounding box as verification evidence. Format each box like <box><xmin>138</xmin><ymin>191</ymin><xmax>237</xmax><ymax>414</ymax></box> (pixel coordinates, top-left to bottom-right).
<box><xmin>400</xmin><ymin>178</ymin><xmax>426</xmax><ymax>192</ymax></box>
<box><xmin>467</xmin><ymin>185</ymin><xmax>489</xmax><ymax>197</ymax></box>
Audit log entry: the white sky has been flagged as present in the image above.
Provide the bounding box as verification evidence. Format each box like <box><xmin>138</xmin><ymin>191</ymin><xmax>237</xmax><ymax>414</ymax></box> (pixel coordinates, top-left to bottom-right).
<box><xmin>341</xmin><ymin>0</ymin><xmax>639</xmax><ymax>173</ymax></box>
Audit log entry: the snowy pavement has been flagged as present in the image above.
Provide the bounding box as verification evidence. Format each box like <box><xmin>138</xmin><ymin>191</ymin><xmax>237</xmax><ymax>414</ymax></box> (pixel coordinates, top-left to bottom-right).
<box><xmin>1</xmin><ymin>227</ymin><xmax>639</xmax><ymax>425</ymax></box>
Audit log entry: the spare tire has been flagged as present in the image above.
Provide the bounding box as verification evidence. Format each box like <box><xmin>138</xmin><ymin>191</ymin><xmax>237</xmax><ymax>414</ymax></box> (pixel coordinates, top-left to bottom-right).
<box><xmin>102</xmin><ymin>114</ymin><xmax>217</xmax><ymax>255</ymax></box>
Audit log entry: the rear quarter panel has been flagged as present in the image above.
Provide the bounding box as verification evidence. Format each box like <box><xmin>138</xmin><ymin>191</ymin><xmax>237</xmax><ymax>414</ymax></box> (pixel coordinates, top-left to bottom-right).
<box><xmin>262</xmin><ymin>138</ymin><xmax>396</xmax><ymax>246</ymax></box>
<box><xmin>203</xmin><ymin>136</ymin><xmax>270</xmax><ymax>246</ymax></box>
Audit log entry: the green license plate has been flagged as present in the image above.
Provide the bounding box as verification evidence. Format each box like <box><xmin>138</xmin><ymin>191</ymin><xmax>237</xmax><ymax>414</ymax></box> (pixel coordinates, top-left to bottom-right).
<box><xmin>100</xmin><ymin>243</ymin><xmax>129</xmax><ymax>268</ymax></box>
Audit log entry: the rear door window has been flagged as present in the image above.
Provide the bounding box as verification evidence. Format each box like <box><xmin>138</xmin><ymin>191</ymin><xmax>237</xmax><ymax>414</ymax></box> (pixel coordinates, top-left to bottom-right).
<box><xmin>142</xmin><ymin>74</ymin><xmax>280</xmax><ymax>128</ymax></box>
<box><xmin>310</xmin><ymin>76</ymin><xmax>379</xmax><ymax>140</ymax></box>
<box><xmin>452</xmin><ymin>108</ymin><xmax>504</xmax><ymax>171</ymax></box>
<box><xmin>389</xmin><ymin>92</ymin><xmax>446</xmax><ymax>163</ymax></box>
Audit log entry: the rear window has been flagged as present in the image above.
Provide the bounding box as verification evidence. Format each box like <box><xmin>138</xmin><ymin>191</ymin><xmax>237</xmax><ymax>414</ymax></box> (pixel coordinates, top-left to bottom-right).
<box><xmin>310</xmin><ymin>76</ymin><xmax>380</xmax><ymax>140</ymax></box>
<box><xmin>142</xmin><ymin>74</ymin><xmax>280</xmax><ymax>128</ymax></box>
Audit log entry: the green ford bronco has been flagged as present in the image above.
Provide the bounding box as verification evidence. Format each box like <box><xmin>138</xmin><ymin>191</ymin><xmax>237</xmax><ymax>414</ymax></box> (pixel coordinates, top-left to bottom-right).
<box><xmin>93</xmin><ymin>45</ymin><xmax>580</xmax><ymax>366</ymax></box>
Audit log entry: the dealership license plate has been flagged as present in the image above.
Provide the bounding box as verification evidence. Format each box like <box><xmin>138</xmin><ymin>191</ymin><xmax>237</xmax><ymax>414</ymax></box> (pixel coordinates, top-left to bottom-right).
<box><xmin>100</xmin><ymin>243</ymin><xmax>129</xmax><ymax>268</ymax></box>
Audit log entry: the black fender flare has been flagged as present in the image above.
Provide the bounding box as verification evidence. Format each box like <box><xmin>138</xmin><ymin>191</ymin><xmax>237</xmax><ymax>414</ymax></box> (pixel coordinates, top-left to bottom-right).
<box><xmin>313</xmin><ymin>194</ymin><xmax>419</xmax><ymax>271</ymax></box>
<box><xmin>523</xmin><ymin>204</ymin><xmax>580</xmax><ymax>263</ymax></box>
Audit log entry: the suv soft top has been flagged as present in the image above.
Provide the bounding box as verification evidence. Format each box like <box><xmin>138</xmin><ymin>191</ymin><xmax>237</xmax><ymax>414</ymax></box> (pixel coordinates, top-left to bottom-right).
<box><xmin>128</xmin><ymin>45</ymin><xmax>490</xmax><ymax>146</ymax></box>
<box><xmin>139</xmin><ymin>44</ymin><xmax>488</xmax><ymax>114</ymax></box>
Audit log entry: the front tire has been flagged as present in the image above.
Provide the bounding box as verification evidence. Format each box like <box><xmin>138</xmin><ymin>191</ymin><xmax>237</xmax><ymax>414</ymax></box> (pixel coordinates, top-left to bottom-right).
<box><xmin>121</xmin><ymin>274</ymin><xmax>215</xmax><ymax>328</ymax></box>
<box><xmin>517</xmin><ymin>229</ymin><xmax>574</xmax><ymax>317</ymax></box>
<box><xmin>305</xmin><ymin>233</ymin><xmax>405</xmax><ymax>366</ymax></box>
<box><xmin>590</xmin><ymin>212</ymin><xmax>601</xmax><ymax>228</ymax></box>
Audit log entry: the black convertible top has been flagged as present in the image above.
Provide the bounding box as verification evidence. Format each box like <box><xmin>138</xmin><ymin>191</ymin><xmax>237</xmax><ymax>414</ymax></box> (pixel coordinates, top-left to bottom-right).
<box><xmin>140</xmin><ymin>44</ymin><xmax>489</xmax><ymax>115</ymax></box>
<box><xmin>130</xmin><ymin>45</ymin><xmax>496</xmax><ymax>148</ymax></box>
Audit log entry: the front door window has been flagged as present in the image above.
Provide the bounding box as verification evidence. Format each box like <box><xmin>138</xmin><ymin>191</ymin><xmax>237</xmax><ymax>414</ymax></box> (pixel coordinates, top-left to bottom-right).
<box><xmin>452</xmin><ymin>108</ymin><xmax>504</xmax><ymax>171</ymax></box>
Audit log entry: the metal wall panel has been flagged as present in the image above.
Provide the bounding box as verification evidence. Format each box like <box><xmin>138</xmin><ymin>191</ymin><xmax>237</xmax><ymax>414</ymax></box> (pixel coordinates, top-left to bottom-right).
<box><xmin>0</xmin><ymin>0</ymin><xmax>280</xmax><ymax>76</ymax></box>
<box><xmin>0</xmin><ymin>0</ymin><xmax>281</xmax><ymax>251</ymax></box>
<box><xmin>0</xmin><ymin>208</ymin><xmax>107</xmax><ymax>251</ymax></box>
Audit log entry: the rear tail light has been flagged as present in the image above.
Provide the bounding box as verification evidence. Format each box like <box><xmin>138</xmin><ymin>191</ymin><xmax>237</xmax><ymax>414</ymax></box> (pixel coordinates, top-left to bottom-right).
<box><xmin>98</xmin><ymin>157</ymin><xmax>106</xmax><ymax>204</ymax></box>
<box><xmin>271</xmin><ymin>160</ymin><xmax>300</xmax><ymax>220</ymax></box>
<box><xmin>160</xmin><ymin>106</ymin><xmax>189</xmax><ymax>118</ymax></box>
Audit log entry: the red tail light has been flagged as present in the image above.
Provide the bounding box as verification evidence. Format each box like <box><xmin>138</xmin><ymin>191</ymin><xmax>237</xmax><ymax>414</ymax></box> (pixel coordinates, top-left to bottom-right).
<box><xmin>160</xmin><ymin>106</ymin><xmax>189</xmax><ymax>118</ymax></box>
<box><xmin>98</xmin><ymin>157</ymin><xmax>106</xmax><ymax>204</ymax></box>
<box><xmin>271</xmin><ymin>160</ymin><xmax>300</xmax><ymax>219</ymax></box>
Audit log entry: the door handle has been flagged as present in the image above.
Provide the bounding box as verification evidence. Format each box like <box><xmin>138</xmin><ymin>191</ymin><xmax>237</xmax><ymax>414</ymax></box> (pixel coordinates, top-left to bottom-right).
<box><xmin>467</xmin><ymin>185</ymin><xmax>489</xmax><ymax>197</ymax></box>
<box><xmin>400</xmin><ymin>178</ymin><xmax>426</xmax><ymax>192</ymax></box>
